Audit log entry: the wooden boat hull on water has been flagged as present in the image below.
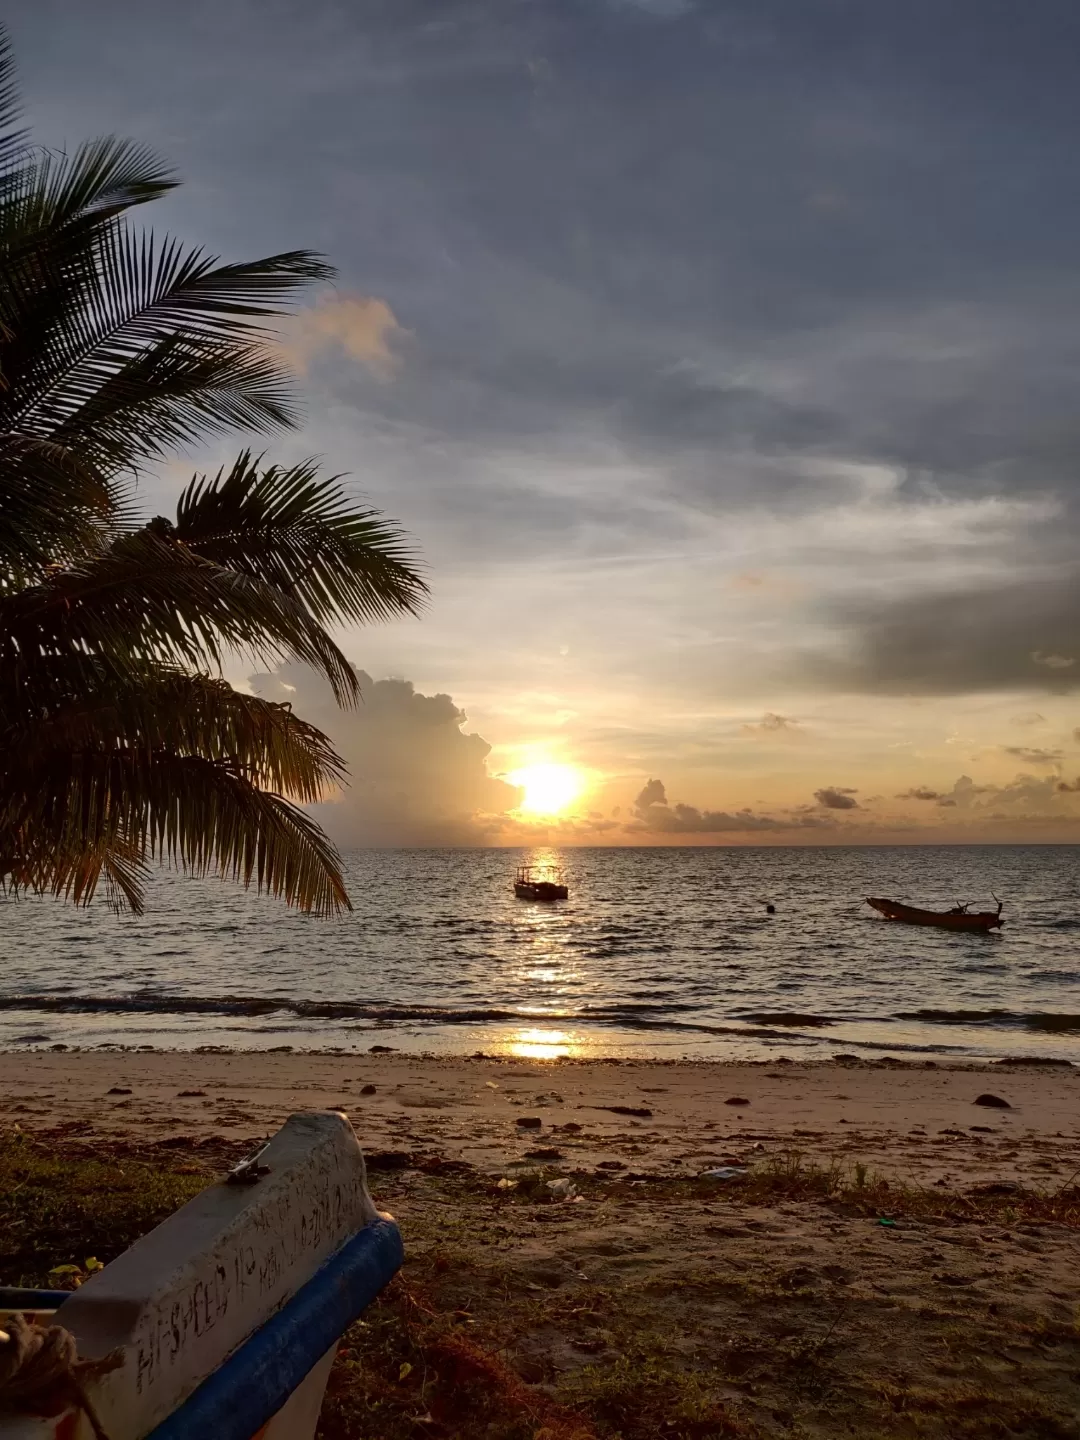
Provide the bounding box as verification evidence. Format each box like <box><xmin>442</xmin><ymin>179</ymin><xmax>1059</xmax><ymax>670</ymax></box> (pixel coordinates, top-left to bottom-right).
<box><xmin>867</xmin><ymin>897</ymin><xmax>1003</xmax><ymax>933</ymax></box>
<box><xmin>514</xmin><ymin>881</ymin><xmax>568</xmax><ymax>902</ymax></box>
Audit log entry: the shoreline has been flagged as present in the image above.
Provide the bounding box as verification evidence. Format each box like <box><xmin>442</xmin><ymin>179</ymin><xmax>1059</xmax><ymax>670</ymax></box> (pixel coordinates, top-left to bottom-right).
<box><xmin>3</xmin><ymin>1049</ymin><xmax>1077</xmax><ymax>1187</ymax></box>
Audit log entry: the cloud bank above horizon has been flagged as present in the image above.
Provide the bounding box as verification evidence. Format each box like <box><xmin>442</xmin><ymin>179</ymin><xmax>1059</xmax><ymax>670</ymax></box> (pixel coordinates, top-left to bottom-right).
<box><xmin>14</xmin><ymin>0</ymin><xmax>1080</xmax><ymax>842</ymax></box>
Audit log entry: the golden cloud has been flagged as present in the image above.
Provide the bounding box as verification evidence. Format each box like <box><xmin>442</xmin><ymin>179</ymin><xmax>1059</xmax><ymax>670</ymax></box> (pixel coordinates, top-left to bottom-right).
<box><xmin>284</xmin><ymin>294</ymin><xmax>404</xmax><ymax>378</ymax></box>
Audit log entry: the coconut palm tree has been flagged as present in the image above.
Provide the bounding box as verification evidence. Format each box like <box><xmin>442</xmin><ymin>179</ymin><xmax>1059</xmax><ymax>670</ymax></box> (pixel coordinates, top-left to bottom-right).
<box><xmin>0</xmin><ymin>29</ymin><xmax>425</xmax><ymax>914</ymax></box>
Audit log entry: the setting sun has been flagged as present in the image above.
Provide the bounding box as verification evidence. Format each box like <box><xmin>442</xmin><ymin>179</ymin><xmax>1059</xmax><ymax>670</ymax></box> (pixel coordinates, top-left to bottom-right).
<box><xmin>508</xmin><ymin>763</ymin><xmax>583</xmax><ymax>816</ymax></box>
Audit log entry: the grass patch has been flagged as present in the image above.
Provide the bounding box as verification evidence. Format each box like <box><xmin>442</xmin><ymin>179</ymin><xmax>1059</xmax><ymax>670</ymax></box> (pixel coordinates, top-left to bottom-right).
<box><xmin>2</xmin><ymin>1134</ymin><xmax>1078</xmax><ymax>1439</ymax></box>
<box><xmin>641</xmin><ymin>1151</ymin><xmax>1080</xmax><ymax>1229</ymax></box>
<box><xmin>0</xmin><ymin>1129</ymin><xmax>225</xmax><ymax>1287</ymax></box>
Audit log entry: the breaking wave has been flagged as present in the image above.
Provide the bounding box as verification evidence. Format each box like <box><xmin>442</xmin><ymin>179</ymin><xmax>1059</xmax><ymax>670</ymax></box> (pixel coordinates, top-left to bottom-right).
<box><xmin>894</xmin><ymin>1008</ymin><xmax>1080</xmax><ymax>1033</ymax></box>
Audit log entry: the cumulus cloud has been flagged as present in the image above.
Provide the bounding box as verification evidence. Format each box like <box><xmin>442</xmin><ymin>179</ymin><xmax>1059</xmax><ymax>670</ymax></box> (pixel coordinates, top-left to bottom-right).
<box><xmin>251</xmin><ymin>662</ymin><xmax>520</xmax><ymax>845</ymax></box>
<box><xmin>629</xmin><ymin>778</ymin><xmax>823</xmax><ymax>833</ymax></box>
<box><xmin>936</xmin><ymin>771</ymin><xmax>1070</xmax><ymax>817</ymax></box>
<box><xmin>896</xmin><ymin>787</ymin><xmax>944</xmax><ymax>801</ymax></box>
<box><xmin>284</xmin><ymin>294</ymin><xmax>404</xmax><ymax>379</ymax></box>
<box><xmin>814</xmin><ymin>787</ymin><xmax>859</xmax><ymax>810</ymax></box>
<box><xmin>1032</xmin><ymin>651</ymin><xmax>1075</xmax><ymax>670</ymax></box>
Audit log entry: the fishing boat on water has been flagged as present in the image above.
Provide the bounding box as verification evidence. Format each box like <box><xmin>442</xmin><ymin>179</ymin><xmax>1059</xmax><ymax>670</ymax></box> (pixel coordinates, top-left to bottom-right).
<box><xmin>513</xmin><ymin>864</ymin><xmax>569</xmax><ymax>902</ymax></box>
<box><xmin>867</xmin><ymin>896</ymin><xmax>1004</xmax><ymax>933</ymax></box>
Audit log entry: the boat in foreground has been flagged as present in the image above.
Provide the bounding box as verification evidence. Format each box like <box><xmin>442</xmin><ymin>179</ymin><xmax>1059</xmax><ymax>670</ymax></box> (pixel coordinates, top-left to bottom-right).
<box><xmin>514</xmin><ymin>864</ymin><xmax>568</xmax><ymax>902</ymax></box>
<box><xmin>867</xmin><ymin>896</ymin><xmax>1004</xmax><ymax>933</ymax></box>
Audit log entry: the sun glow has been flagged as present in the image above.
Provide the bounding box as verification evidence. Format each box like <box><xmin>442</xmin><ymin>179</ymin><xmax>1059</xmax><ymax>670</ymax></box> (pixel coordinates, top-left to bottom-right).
<box><xmin>507</xmin><ymin>1027</ymin><xmax>578</xmax><ymax>1060</ymax></box>
<box><xmin>508</xmin><ymin>762</ymin><xmax>583</xmax><ymax>816</ymax></box>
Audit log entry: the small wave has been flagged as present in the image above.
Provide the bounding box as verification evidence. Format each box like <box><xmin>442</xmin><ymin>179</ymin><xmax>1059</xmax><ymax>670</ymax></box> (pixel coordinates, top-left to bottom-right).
<box><xmin>736</xmin><ymin>1011</ymin><xmax>836</xmax><ymax>1028</ymax></box>
<box><xmin>895</xmin><ymin>1008</ymin><xmax>1080</xmax><ymax>1033</ymax></box>
<box><xmin>0</xmin><ymin>993</ymin><xmax>531</xmax><ymax>1024</ymax></box>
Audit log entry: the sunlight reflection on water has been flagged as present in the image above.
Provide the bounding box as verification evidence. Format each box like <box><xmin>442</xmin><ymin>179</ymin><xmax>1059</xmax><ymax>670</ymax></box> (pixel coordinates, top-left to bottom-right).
<box><xmin>1</xmin><ymin>844</ymin><xmax>1078</xmax><ymax>1061</ymax></box>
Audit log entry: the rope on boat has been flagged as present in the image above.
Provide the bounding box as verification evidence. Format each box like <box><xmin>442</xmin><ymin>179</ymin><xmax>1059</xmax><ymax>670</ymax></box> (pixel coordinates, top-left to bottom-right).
<box><xmin>0</xmin><ymin>1311</ymin><xmax>120</xmax><ymax>1438</ymax></box>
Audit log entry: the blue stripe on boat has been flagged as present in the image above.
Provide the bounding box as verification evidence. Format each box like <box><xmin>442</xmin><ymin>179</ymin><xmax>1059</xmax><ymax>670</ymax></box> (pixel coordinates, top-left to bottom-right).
<box><xmin>144</xmin><ymin>1218</ymin><xmax>403</xmax><ymax>1440</ymax></box>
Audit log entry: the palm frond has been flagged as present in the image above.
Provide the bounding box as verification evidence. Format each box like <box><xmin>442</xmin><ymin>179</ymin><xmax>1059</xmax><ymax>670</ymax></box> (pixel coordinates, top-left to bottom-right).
<box><xmin>1</xmin><ymin>527</ymin><xmax>363</xmax><ymax>702</ymax></box>
<box><xmin>1</xmin><ymin>746</ymin><xmax>350</xmax><ymax>915</ymax></box>
<box><xmin>3</xmin><ymin>218</ymin><xmax>330</xmax><ymax>452</ymax></box>
<box><xmin>12</xmin><ymin>669</ymin><xmax>347</xmax><ymax>801</ymax></box>
<box><xmin>0</xmin><ymin>434</ymin><xmax>113</xmax><ymax>585</ymax></box>
<box><xmin>0</xmin><ymin>27</ymin><xmax>420</xmax><ymax>918</ymax></box>
<box><xmin>42</xmin><ymin>337</ymin><xmax>304</xmax><ymax>472</ymax></box>
<box><xmin>173</xmin><ymin>452</ymin><xmax>428</xmax><ymax>629</ymax></box>
<box><xmin>0</xmin><ymin>138</ymin><xmax>179</xmax><ymax>435</ymax></box>
<box><xmin>0</xmin><ymin>26</ymin><xmax>28</xmax><ymax>171</ymax></box>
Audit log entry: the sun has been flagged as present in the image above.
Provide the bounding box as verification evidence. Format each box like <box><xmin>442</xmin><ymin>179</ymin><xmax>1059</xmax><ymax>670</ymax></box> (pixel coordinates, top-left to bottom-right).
<box><xmin>508</xmin><ymin>763</ymin><xmax>583</xmax><ymax>816</ymax></box>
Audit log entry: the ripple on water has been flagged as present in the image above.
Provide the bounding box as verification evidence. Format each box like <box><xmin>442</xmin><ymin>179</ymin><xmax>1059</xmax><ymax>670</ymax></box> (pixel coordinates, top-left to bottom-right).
<box><xmin>0</xmin><ymin>845</ymin><xmax>1078</xmax><ymax>1061</ymax></box>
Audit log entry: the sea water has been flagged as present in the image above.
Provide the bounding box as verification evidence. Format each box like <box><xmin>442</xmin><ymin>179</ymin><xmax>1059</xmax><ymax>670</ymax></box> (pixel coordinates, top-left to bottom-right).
<box><xmin>0</xmin><ymin>846</ymin><xmax>1078</xmax><ymax>1062</ymax></box>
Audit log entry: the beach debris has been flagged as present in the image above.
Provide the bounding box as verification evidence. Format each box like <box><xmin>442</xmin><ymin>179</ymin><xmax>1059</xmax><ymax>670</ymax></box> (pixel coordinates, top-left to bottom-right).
<box><xmin>596</xmin><ymin>1160</ymin><xmax>625</xmax><ymax>1170</ymax></box>
<box><xmin>106</xmin><ymin>1087</ymin><xmax>132</xmax><ymax>1096</ymax></box>
<box><xmin>485</xmin><ymin>1080</ymin><xmax>499</xmax><ymax>1089</ymax></box>
<box><xmin>178</xmin><ymin>1089</ymin><xmax>206</xmax><ymax>1098</ymax></box>
<box><xmin>368</xmin><ymin>1044</ymin><xmax>396</xmax><ymax>1053</ymax></box>
<box><xmin>516</xmin><ymin>1116</ymin><xmax>543</xmax><ymax>1129</ymax></box>
<box><xmin>700</xmin><ymin>1166</ymin><xmax>748</xmax><ymax>1181</ymax></box>
<box><xmin>971</xmin><ymin>1181</ymin><xmax>1020</xmax><ymax>1195</ymax></box>
<box><xmin>554</xmin><ymin>1122</ymin><xmax>583</xmax><ymax>1133</ymax></box>
<box><xmin>590</xmin><ymin>1105</ymin><xmax>652</xmax><ymax>1118</ymax></box>
<box><xmin>365</xmin><ymin>1151</ymin><xmax>413</xmax><ymax>1171</ymax></box>
<box><xmin>546</xmin><ymin>1177</ymin><xmax>577</xmax><ymax>1198</ymax></box>
<box><xmin>360</xmin><ymin>1084</ymin><xmax>377</xmax><ymax>1095</ymax></box>
<box><xmin>877</xmin><ymin>1218</ymin><xmax>897</xmax><ymax>1228</ymax></box>
<box><xmin>970</xmin><ymin>1125</ymin><xmax>994</xmax><ymax>1133</ymax></box>
<box><xmin>525</xmin><ymin>1147</ymin><xmax>563</xmax><ymax>1160</ymax></box>
<box><xmin>496</xmin><ymin>1177</ymin><xmax>519</xmax><ymax>1190</ymax></box>
<box><xmin>993</xmin><ymin>1056</ymin><xmax>1073</xmax><ymax>1067</ymax></box>
<box><xmin>226</xmin><ymin>1142</ymin><xmax>271</xmax><ymax>1186</ymax></box>
<box><xmin>765</xmin><ymin>903</ymin><xmax>776</xmax><ymax>914</ymax></box>
<box><xmin>974</xmin><ymin>1093</ymin><xmax>1012</xmax><ymax>1108</ymax></box>
<box><xmin>724</xmin><ymin>1097</ymin><xmax>750</xmax><ymax>1106</ymax></box>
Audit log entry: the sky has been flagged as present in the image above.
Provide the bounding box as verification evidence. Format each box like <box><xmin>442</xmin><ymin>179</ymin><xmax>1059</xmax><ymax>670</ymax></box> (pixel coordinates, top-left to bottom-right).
<box><xmin>13</xmin><ymin>0</ymin><xmax>1080</xmax><ymax>844</ymax></box>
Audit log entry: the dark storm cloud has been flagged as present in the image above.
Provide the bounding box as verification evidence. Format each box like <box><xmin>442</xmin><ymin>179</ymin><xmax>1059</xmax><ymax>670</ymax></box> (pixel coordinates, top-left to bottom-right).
<box><xmin>15</xmin><ymin>0</ymin><xmax>1080</xmax><ymax>694</ymax></box>
<box><xmin>813</xmin><ymin>573</ymin><xmax>1080</xmax><ymax>695</ymax></box>
<box><xmin>16</xmin><ymin>2</ymin><xmax>1080</xmax><ymax>494</ymax></box>
<box><xmin>896</xmin><ymin>787</ymin><xmax>943</xmax><ymax>802</ymax></box>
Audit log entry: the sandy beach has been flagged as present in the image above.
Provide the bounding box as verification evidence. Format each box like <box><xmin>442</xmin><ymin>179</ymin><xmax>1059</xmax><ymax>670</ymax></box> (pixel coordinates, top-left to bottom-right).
<box><xmin>2</xmin><ymin>1049</ymin><xmax>1078</xmax><ymax>1186</ymax></box>
<box><xmin>4</xmin><ymin>1050</ymin><xmax>1080</xmax><ymax>1436</ymax></box>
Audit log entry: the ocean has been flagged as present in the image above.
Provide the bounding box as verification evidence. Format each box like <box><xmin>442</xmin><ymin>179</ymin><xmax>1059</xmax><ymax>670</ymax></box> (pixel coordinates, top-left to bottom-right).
<box><xmin>0</xmin><ymin>846</ymin><xmax>1078</xmax><ymax>1063</ymax></box>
